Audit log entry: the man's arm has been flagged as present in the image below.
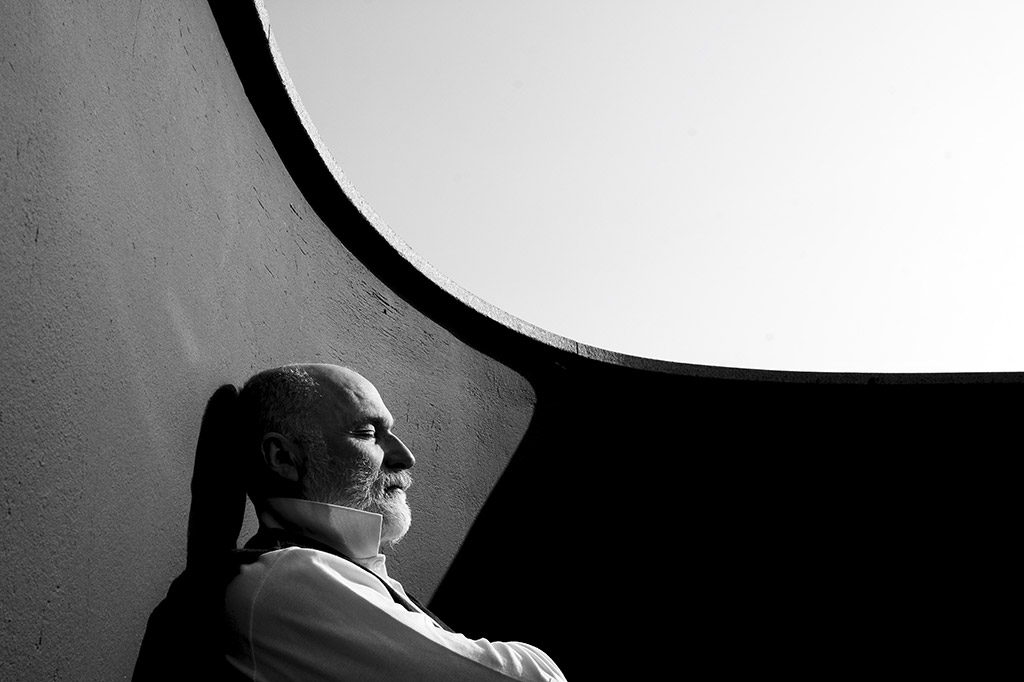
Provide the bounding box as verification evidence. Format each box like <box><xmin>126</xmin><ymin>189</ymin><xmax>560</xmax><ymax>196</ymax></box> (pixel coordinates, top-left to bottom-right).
<box><xmin>224</xmin><ymin>548</ymin><xmax>567</xmax><ymax>682</ymax></box>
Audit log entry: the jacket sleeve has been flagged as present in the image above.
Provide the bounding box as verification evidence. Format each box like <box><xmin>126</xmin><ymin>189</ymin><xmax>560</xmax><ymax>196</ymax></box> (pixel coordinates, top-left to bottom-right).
<box><xmin>224</xmin><ymin>548</ymin><xmax>567</xmax><ymax>682</ymax></box>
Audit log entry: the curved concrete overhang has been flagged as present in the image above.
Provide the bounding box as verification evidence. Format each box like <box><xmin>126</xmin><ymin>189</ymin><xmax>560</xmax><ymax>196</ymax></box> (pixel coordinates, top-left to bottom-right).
<box><xmin>222</xmin><ymin>1</ymin><xmax>1024</xmax><ymax>386</ymax></box>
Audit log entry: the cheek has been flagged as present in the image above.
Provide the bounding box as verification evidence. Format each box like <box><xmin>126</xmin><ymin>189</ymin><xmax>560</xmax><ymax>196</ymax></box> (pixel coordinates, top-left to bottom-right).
<box><xmin>324</xmin><ymin>437</ymin><xmax>385</xmax><ymax>473</ymax></box>
<box><xmin>338</xmin><ymin>444</ymin><xmax>385</xmax><ymax>481</ymax></box>
<box><xmin>354</xmin><ymin>443</ymin><xmax>385</xmax><ymax>472</ymax></box>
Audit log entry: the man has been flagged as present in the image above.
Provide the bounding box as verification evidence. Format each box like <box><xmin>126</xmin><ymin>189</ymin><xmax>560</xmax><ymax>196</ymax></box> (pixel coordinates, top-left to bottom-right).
<box><xmin>225</xmin><ymin>363</ymin><xmax>566</xmax><ymax>681</ymax></box>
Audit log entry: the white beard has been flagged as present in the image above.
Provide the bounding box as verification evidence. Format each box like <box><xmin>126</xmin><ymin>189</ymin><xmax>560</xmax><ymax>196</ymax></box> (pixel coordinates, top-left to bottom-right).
<box><xmin>302</xmin><ymin>439</ymin><xmax>413</xmax><ymax>546</ymax></box>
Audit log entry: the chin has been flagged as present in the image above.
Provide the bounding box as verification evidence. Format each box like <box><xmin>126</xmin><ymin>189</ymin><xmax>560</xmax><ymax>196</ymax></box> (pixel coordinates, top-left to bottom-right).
<box><xmin>380</xmin><ymin>498</ymin><xmax>412</xmax><ymax>547</ymax></box>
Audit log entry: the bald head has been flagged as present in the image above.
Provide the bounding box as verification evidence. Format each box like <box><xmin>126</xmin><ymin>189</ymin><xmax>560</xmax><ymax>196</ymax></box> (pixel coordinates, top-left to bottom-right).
<box><xmin>301</xmin><ymin>365</ymin><xmax>385</xmax><ymax>424</ymax></box>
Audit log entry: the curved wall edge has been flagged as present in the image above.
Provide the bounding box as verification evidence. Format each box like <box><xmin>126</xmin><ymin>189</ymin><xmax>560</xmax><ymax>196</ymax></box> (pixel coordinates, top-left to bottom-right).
<box><xmin>234</xmin><ymin>0</ymin><xmax>1023</xmax><ymax>385</ymax></box>
<box><xmin>249</xmin><ymin>1</ymin><xmax>585</xmax><ymax>357</ymax></box>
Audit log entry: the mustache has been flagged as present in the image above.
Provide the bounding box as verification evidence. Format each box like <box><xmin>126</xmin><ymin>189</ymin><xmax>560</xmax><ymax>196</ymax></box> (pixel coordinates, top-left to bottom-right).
<box><xmin>376</xmin><ymin>470</ymin><xmax>413</xmax><ymax>492</ymax></box>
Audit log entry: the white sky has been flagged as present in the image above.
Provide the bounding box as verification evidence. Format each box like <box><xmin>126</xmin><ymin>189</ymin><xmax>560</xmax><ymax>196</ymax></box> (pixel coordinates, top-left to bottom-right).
<box><xmin>262</xmin><ymin>1</ymin><xmax>1024</xmax><ymax>372</ymax></box>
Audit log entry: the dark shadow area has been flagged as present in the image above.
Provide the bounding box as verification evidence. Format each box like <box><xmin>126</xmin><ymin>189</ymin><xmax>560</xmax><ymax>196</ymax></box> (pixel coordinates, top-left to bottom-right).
<box><xmin>132</xmin><ymin>364</ymin><xmax>1018</xmax><ymax>680</ymax></box>
<box><xmin>132</xmin><ymin>385</ymin><xmax>247</xmax><ymax>681</ymax></box>
<box><xmin>431</xmin><ymin>360</ymin><xmax>1018</xmax><ymax>678</ymax></box>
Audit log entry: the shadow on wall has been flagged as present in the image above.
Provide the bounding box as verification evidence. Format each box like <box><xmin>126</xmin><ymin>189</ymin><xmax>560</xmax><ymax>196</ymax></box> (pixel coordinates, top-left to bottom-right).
<box><xmin>132</xmin><ymin>385</ymin><xmax>247</xmax><ymax>681</ymax></box>
<box><xmin>131</xmin><ymin>359</ymin><xmax>1018</xmax><ymax>679</ymax></box>
<box><xmin>430</xmin><ymin>362</ymin><xmax>1018</xmax><ymax>678</ymax></box>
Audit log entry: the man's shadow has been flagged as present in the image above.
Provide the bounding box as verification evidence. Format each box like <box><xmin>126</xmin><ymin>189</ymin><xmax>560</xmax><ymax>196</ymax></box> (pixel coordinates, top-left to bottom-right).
<box><xmin>131</xmin><ymin>385</ymin><xmax>247</xmax><ymax>681</ymax></box>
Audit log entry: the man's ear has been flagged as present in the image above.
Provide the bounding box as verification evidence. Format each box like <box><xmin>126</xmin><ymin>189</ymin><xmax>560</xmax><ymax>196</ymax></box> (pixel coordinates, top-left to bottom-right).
<box><xmin>261</xmin><ymin>432</ymin><xmax>303</xmax><ymax>482</ymax></box>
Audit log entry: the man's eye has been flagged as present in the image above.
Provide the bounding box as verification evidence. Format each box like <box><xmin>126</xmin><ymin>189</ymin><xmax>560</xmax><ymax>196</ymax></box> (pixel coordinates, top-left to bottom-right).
<box><xmin>350</xmin><ymin>429</ymin><xmax>376</xmax><ymax>439</ymax></box>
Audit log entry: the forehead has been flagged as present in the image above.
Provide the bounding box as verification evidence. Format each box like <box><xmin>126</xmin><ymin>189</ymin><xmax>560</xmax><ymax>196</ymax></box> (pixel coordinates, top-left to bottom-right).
<box><xmin>313</xmin><ymin>366</ymin><xmax>392</xmax><ymax>426</ymax></box>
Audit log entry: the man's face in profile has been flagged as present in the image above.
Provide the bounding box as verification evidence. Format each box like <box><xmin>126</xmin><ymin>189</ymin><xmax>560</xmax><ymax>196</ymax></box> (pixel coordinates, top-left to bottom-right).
<box><xmin>301</xmin><ymin>366</ymin><xmax>415</xmax><ymax>545</ymax></box>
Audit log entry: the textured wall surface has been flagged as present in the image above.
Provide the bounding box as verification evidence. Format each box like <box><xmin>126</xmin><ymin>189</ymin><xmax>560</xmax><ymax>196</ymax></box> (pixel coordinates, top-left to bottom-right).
<box><xmin>0</xmin><ymin>2</ymin><xmax>533</xmax><ymax>679</ymax></box>
<box><xmin>2</xmin><ymin>1</ymin><xmax>1017</xmax><ymax>680</ymax></box>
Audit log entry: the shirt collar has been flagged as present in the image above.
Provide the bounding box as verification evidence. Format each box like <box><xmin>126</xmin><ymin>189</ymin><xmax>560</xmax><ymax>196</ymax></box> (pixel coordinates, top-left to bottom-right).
<box><xmin>260</xmin><ymin>497</ymin><xmax>384</xmax><ymax>561</ymax></box>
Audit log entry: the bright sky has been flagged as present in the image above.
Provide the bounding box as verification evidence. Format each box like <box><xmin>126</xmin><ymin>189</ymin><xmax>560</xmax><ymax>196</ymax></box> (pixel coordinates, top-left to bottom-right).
<box><xmin>262</xmin><ymin>1</ymin><xmax>1024</xmax><ymax>373</ymax></box>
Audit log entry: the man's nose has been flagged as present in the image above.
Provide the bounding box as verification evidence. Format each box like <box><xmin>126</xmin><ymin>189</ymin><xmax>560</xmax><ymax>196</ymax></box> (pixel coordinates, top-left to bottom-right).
<box><xmin>383</xmin><ymin>433</ymin><xmax>415</xmax><ymax>470</ymax></box>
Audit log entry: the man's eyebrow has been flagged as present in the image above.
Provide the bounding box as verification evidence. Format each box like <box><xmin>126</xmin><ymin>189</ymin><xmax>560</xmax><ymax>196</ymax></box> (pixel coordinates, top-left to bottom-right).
<box><xmin>345</xmin><ymin>414</ymin><xmax>394</xmax><ymax>431</ymax></box>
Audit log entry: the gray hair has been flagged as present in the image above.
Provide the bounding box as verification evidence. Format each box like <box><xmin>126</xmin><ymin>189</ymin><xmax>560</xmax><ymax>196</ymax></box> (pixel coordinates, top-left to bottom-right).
<box><xmin>236</xmin><ymin>364</ymin><xmax>324</xmax><ymax>505</ymax></box>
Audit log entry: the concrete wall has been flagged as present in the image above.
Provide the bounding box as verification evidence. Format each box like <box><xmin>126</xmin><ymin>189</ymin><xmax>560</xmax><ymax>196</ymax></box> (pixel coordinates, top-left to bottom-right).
<box><xmin>1</xmin><ymin>2</ymin><xmax>533</xmax><ymax>679</ymax></box>
<box><xmin>1</xmin><ymin>1</ymin><xmax>1016</xmax><ymax>680</ymax></box>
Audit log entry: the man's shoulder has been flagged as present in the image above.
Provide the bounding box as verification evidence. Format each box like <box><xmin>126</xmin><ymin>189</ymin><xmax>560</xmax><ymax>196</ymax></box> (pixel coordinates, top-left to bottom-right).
<box><xmin>229</xmin><ymin>545</ymin><xmax>360</xmax><ymax>582</ymax></box>
<box><xmin>225</xmin><ymin>545</ymin><xmax>391</xmax><ymax>608</ymax></box>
